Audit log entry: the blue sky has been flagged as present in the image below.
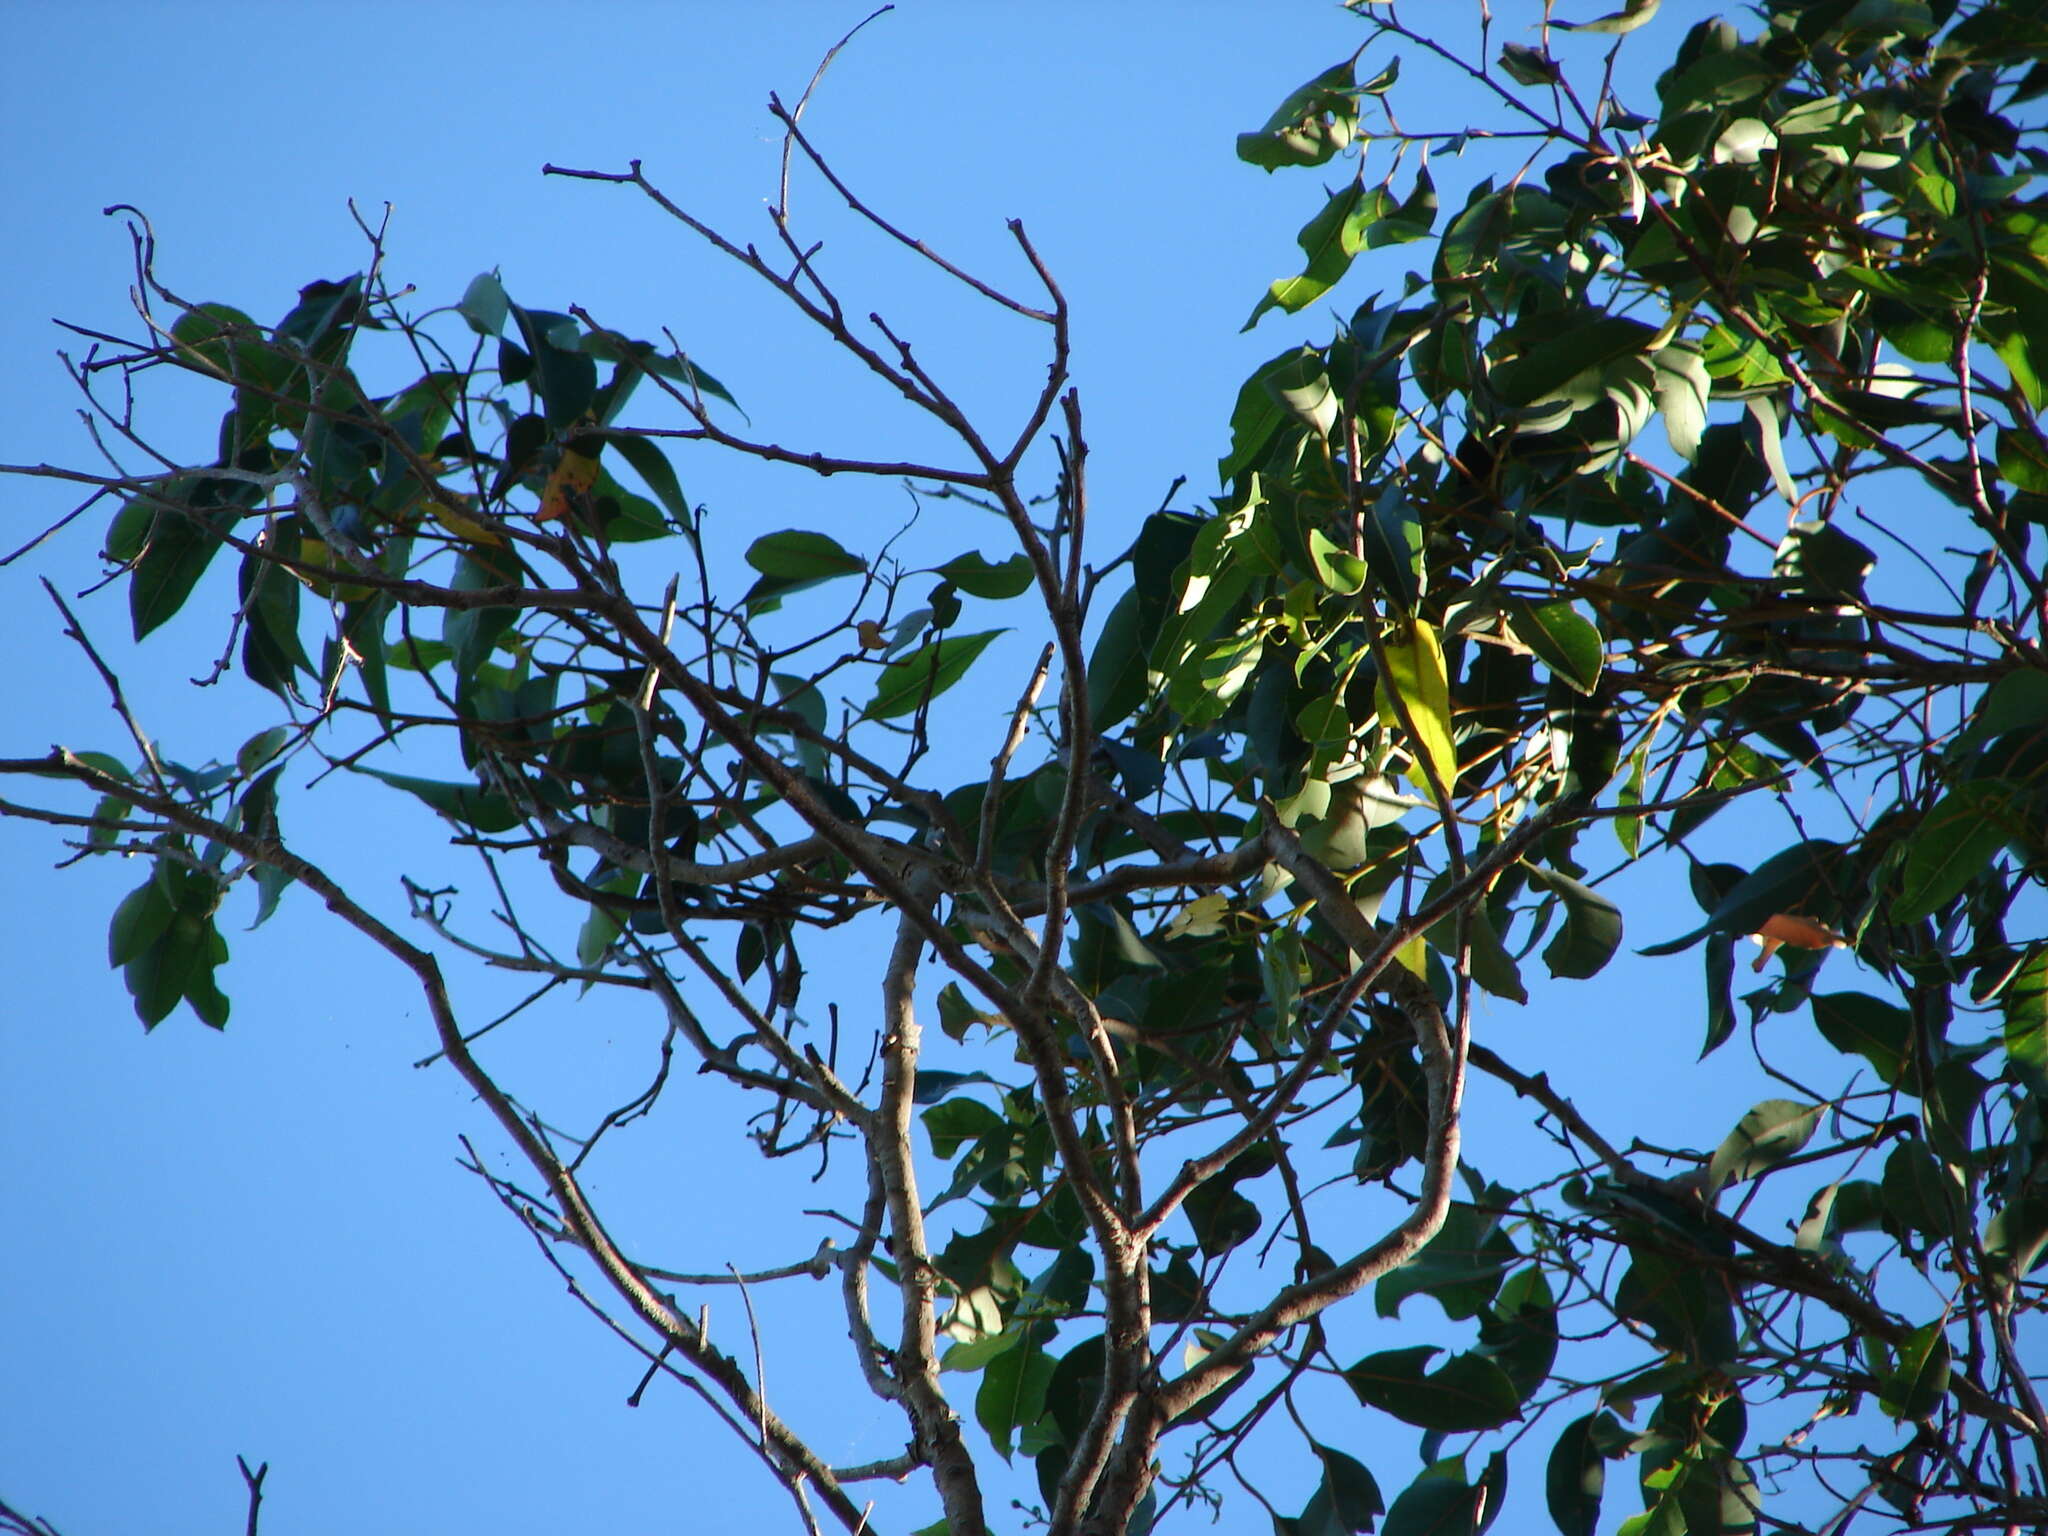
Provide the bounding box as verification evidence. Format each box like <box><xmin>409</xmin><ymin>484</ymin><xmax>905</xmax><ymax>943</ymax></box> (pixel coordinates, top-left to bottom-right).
<box><xmin>0</xmin><ymin>5</ymin><xmax>1899</xmax><ymax>1534</ymax></box>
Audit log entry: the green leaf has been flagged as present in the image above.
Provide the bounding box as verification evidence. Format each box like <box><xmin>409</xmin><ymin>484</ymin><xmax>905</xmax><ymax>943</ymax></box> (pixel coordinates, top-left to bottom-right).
<box><xmin>1246</xmin><ymin>183</ymin><xmax>1389</xmax><ymax>329</ymax></box>
<box><xmin>1976</xmin><ymin>669</ymin><xmax>2048</xmax><ymax>740</ymax></box>
<box><xmin>1747</xmin><ymin>395</ymin><xmax>1797</xmax><ymax>506</ymax></box>
<box><xmin>129</xmin><ymin>494</ymin><xmax>238</xmax><ymax>640</ymax></box>
<box><xmin>235</xmin><ymin>727</ymin><xmax>289</xmax><ymax>777</ymax></box>
<box><xmin>1660</xmin><ymin>43</ymin><xmax>1775</xmax><ymax>116</ymax></box>
<box><xmin>1357</xmin><ymin>484</ymin><xmax>1424</xmax><ymax>612</ymax></box>
<box><xmin>1707</xmin><ymin>1099</ymin><xmax>1823</xmax><ymax>1198</ymax></box>
<box><xmin>863</xmin><ymin>630</ymin><xmax>1005</xmax><ymax>720</ymax></box>
<box><xmin>1894</xmin><ymin>781</ymin><xmax>2018</xmax><ymax>922</ymax></box>
<box><xmin>1491</xmin><ymin>318</ymin><xmax>1656</xmax><ymax>407</ymax></box>
<box><xmin>579</xmin><ymin>331</ymin><xmax>741</xmax><ymax>412</ymax></box>
<box><xmin>1478</xmin><ymin>1266</ymin><xmax>1557</xmax><ymax>1404</ymax></box>
<box><xmin>598</xmin><ymin>433</ymin><xmax>691</xmax><ymax>530</ymax></box>
<box><xmin>1344</xmin><ymin>1345</ymin><xmax>1522</xmax><ymax>1432</ymax></box>
<box><xmin>508</xmin><ymin>303</ymin><xmax>597</xmax><ymax>427</ymax></box>
<box><xmin>1653</xmin><ymin>342</ymin><xmax>1710</xmax><ymax>461</ymax></box>
<box><xmin>1428</xmin><ymin>897</ymin><xmax>1526</xmax><ymax>1004</ymax></box>
<box><xmin>1984</xmin><ymin>1188</ymin><xmax>2048</xmax><ymax>1288</ymax></box>
<box><xmin>1882</xmin><ymin>1140</ymin><xmax>1957</xmax><ymax>1240</ymax></box>
<box><xmin>1268</xmin><ymin>350</ymin><xmax>1338</xmax><ymax>438</ymax></box>
<box><xmin>1376</xmin><ymin>1201</ymin><xmax>1519</xmax><ymax>1321</ymax></box>
<box><xmin>239</xmin><ymin>540</ymin><xmax>310</xmax><ymax>697</ymax></box>
<box><xmin>1508</xmin><ymin>601</ymin><xmax>1603</xmax><ymax>695</ymax></box>
<box><xmin>585</xmin><ymin>467</ymin><xmax>668</xmax><ymax>542</ymax></box>
<box><xmin>459</xmin><ymin>271</ymin><xmax>510</xmax><ymax>336</ymax></box>
<box><xmin>1311</xmin><ymin>1442</ymin><xmax>1385</xmax><ymax>1534</ymax></box>
<box><xmin>1613</xmin><ymin>1499</ymin><xmax>1687</xmax><ymax>1536</ymax></box>
<box><xmin>743</xmin><ymin>528</ymin><xmax>866</xmax><ymax>614</ymax></box>
<box><xmin>1996</xmin><ymin>425</ymin><xmax>2048</xmax><ymax>496</ymax></box>
<box><xmin>912</xmin><ymin>1069</ymin><xmax>997</xmax><ymax>1106</ymax></box>
<box><xmin>1307</xmin><ymin>528</ymin><xmax>1369</xmax><ymax>596</ymax></box>
<box><xmin>357</xmin><ymin>768</ymin><xmax>523</xmax><ymax>832</ymax></box>
<box><xmin>1221</xmin><ymin>350</ymin><xmax>1317</xmax><ymax>483</ymax></box>
<box><xmin>1237</xmin><ymin>60</ymin><xmax>1358</xmax><ymax>171</ymax></box>
<box><xmin>1876</xmin><ymin>1321</ymin><xmax>1951</xmax><ymax>1421</ymax></box>
<box><xmin>1810</xmin><ymin>992</ymin><xmax>1911</xmax><ymax>1086</ymax></box>
<box><xmin>1701</xmin><ymin>932</ymin><xmax>1738</xmax><ymax>1058</ymax></box>
<box><xmin>1084</xmin><ymin>587</ymin><xmax>1146</xmax><ymax>731</ymax></box>
<box><xmin>1376</xmin><ymin>618</ymin><xmax>1457</xmax><ymax>804</ymax></box>
<box><xmin>108</xmin><ymin>879</ymin><xmax>176</xmax><ymax>969</ymax></box>
<box><xmin>1523</xmin><ymin>865</ymin><xmax>1623</xmax><ymax>980</ymax></box>
<box><xmin>975</xmin><ymin>1329</ymin><xmax>1053</xmax><ymax>1460</ymax></box>
<box><xmin>124</xmin><ymin>910</ymin><xmax>213</xmax><ymax>1030</ymax></box>
<box><xmin>1381</xmin><ymin>1453</ymin><xmax>1504</xmax><ymax>1536</ymax></box>
<box><xmin>2004</xmin><ymin>945</ymin><xmax>2048</xmax><ymax>1081</ymax></box>
<box><xmin>1554</xmin><ymin>0</ymin><xmax>1661</xmax><ymax>35</ymax></box>
<box><xmin>1181</xmin><ymin>1143</ymin><xmax>1274</xmax><ymax>1260</ymax></box>
<box><xmin>1498</xmin><ymin>43</ymin><xmax>1563</xmax><ymax>87</ymax></box>
<box><xmin>1546</xmin><ymin>1413</ymin><xmax>1612</xmax><ymax>1536</ymax></box>
<box><xmin>936</xmin><ymin>551</ymin><xmax>1034</xmax><ymax>600</ymax></box>
<box><xmin>1615</xmin><ymin>1251</ymin><xmax>1737</xmax><ymax>1364</ymax></box>
<box><xmin>169</xmin><ymin>302</ymin><xmax>263</xmax><ymax>369</ymax></box>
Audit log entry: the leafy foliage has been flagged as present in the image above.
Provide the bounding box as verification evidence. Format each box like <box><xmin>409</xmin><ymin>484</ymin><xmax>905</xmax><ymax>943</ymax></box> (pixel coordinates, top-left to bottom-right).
<box><xmin>5</xmin><ymin>4</ymin><xmax>2046</xmax><ymax>1535</ymax></box>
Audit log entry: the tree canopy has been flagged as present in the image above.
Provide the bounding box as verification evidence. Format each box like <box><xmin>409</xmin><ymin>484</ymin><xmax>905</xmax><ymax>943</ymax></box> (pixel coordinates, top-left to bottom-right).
<box><xmin>5</xmin><ymin>3</ymin><xmax>2046</xmax><ymax>1535</ymax></box>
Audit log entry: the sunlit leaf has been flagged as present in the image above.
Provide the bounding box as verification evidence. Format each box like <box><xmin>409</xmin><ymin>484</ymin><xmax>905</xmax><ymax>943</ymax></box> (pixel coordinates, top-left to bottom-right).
<box><xmin>1554</xmin><ymin>0</ymin><xmax>1661</xmax><ymax>35</ymax></box>
<box><xmin>2004</xmin><ymin>945</ymin><xmax>2048</xmax><ymax>1082</ymax></box>
<box><xmin>1376</xmin><ymin>618</ymin><xmax>1457</xmax><ymax>804</ymax></box>
<box><xmin>1653</xmin><ymin>342</ymin><xmax>1710</xmax><ymax>461</ymax></box>
<box><xmin>1708</xmin><ymin>1099</ymin><xmax>1823</xmax><ymax>1198</ymax></box>
<box><xmin>1237</xmin><ymin>60</ymin><xmax>1358</xmax><ymax>171</ymax></box>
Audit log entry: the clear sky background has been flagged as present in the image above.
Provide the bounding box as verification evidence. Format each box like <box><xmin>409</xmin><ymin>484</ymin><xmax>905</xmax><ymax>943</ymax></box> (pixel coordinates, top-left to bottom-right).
<box><xmin>0</xmin><ymin>5</ymin><xmax>1890</xmax><ymax>1534</ymax></box>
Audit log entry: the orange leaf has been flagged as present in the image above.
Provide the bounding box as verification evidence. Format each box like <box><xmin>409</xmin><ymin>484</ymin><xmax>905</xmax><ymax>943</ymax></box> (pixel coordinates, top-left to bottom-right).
<box><xmin>1747</xmin><ymin>912</ymin><xmax>1848</xmax><ymax>972</ymax></box>
<box><xmin>536</xmin><ymin>438</ymin><xmax>604</xmax><ymax>523</ymax></box>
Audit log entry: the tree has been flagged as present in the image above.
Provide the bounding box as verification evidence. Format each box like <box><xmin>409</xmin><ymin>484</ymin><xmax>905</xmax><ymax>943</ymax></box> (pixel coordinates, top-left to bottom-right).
<box><xmin>4</xmin><ymin>2</ymin><xmax>2045</xmax><ymax>1532</ymax></box>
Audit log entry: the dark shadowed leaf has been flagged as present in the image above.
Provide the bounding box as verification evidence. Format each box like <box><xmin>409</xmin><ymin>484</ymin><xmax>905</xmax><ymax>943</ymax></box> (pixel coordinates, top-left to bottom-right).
<box><xmin>937</xmin><ymin>551</ymin><xmax>1035</xmax><ymax>599</ymax></box>
<box><xmin>1508</xmin><ymin>601</ymin><xmax>1603</xmax><ymax>695</ymax></box>
<box><xmin>1523</xmin><ymin>865</ymin><xmax>1622</xmax><ymax>979</ymax></box>
<box><xmin>358</xmin><ymin>769</ymin><xmax>522</xmax><ymax>832</ymax></box>
<box><xmin>1344</xmin><ymin>1345</ymin><xmax>1522</xmax><ymax>1431</ymax></box>
<box><xmin>1545</xmin><ymin>1413</ymin><xmax>1619</xmax><ymax>1536</ymax></box>
<box><xmin>1894</xmin><ymin>782</ymin><xmax>2018</xmax><ymax>922</ymax></box>
<box><xmin>1875</xmin><ymin>1321</ymin><xmax>1951</xmax><ymax>1421</ymax></box>
<box><xmin>1810</xmin><ymin>992</ymin><xmax>1911</xmax><ymax>1085</ymax></box>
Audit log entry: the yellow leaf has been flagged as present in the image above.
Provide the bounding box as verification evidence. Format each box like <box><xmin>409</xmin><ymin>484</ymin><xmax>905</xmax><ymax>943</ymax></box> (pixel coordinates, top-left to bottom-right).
<box><xmin>1392</xmin><ymin>931</ymin><xmax>1429</xmax><ymax>979</ymax></box>
<box><xmin>291</xmin><ymin>534</ymin><xmax>372</xmax><ymax>602</ymax></box>
<box><xmin>855</xmin><ymin>619</ymin><xmax>889</xmax><ymax>651</ymax></box>
<box><xmin>536</xmin><ymin>435</ymin><xmax>605</xmax><ymax>523</ymax></box>
<box><xmin>428</xmin><ymin>493</ymin><xmax>504</xmax><ymax>548</ymax></box>
<box><xmin>1375</xmin><ymin>618</ymin><xmax>1458</xmax><ymax>804</ymax></box>
<box><xmin>1165</xmin><ymin>893</ymin><xmax>1229</xmax><ymax>940</ymax></box>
